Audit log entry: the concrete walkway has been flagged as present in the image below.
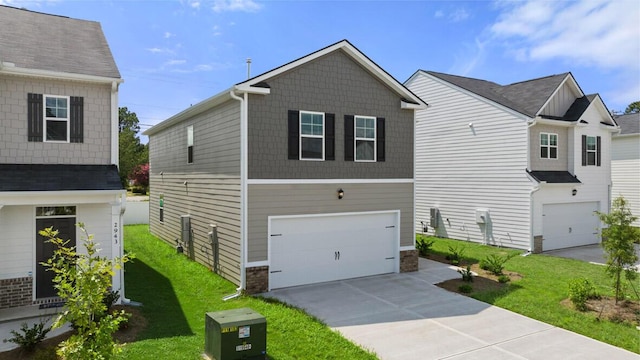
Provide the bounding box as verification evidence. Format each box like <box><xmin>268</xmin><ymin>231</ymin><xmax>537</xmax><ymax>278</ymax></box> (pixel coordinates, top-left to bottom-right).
<box><xmin>263</xmin><ymin>258</ymin><xmax>638</xmax><ymax>360</ymax></box>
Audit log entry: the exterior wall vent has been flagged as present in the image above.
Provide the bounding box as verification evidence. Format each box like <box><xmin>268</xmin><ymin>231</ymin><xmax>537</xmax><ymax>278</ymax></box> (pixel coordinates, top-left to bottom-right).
<box><xmin>475</xmin><ymin>209</ymin><xmax>489</xmax><ymax>224</ymax></box>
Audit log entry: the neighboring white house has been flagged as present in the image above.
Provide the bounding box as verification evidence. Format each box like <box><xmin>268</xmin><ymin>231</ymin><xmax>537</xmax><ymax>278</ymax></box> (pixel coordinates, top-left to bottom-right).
<box><xmin>406</xmin><ymin>71</ymin><xmax>618</xmax><ymax>252</ymax></box>
<box><xmin>611</xmin><ymin>113</ymin><xmax>640</xmax><ymax>227</ymax></box>
<box><xmin>0</xmin><ymin>6</ymin><xmax>126</xmax><ymax>310</ymax></box>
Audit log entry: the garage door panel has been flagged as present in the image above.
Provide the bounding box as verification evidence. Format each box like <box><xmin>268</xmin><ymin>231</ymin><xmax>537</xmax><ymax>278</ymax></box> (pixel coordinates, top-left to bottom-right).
<box><xmin>543</xmin><ymin>202</ymin><xmax>600</xmax><ymax>251</ymax></box>
<box><xmin>269</xmin><ymin>212</ymin><xmax>398</xmax><ymax>290</ymax></box>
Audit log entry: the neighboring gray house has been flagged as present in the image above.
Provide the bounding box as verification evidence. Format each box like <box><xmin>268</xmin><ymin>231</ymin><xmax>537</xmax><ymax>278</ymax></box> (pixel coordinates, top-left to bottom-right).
<box><xmin>611</xmin><ymin>113</ymin><xmax>640</xmax><ymax>226</ymax></box>
<box><xmin>144</xmin><ymin>40</ymin><xmax>427</xmax><ymax>293</ymax></box>
<box><xmin>0</xmin><ymin>6</ymin><xmax>126</xmax><ymax>310</ymax></box>
<box><xmin>406</xmin><ymin>71</ymin><xmax>618</xmax><ymax>252</ymax></box>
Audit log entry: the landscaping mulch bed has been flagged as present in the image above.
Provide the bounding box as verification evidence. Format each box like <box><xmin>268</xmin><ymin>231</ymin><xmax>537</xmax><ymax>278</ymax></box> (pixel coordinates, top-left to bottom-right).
<box><xmin>560</xmin><ymin>297</ymin><xmax>640</xmax><ymax>326</ymax></box>
<box><xmin>0</xmin><ymin>305</ymin><xmax>146</xmax><ymax>360</ymax></box>
<box><xmin>434</xmin><ymin>260</ymin><xmax>522</xmax><ymax>295</ymax></box>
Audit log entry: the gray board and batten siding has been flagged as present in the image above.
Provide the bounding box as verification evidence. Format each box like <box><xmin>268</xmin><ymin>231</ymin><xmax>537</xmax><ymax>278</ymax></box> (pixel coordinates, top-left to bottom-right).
<box><xmin>148</xmin><ymin>100</ymin><xmax>242</xmax><ymax>285</ymax></box>
<box><xmin>247</xmin><ymin>50</ymin><xmax>414</xmax><ymax>180</ymax></box>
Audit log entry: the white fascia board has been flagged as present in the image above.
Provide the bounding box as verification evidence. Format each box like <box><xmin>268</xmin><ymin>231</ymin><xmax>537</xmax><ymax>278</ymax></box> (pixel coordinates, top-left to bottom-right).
<box><xmin>534</xmin><ymin>117</ymin><xmax>577</xmax><ymax>127</ymax></box>
<box><xmin>0</xmin><ymin>190</ymin><xmax>125</xmax><ymax>206</ymax></box>
<box><xmin>234</xmin><ymin>85</ymin><xmax>270</xmax><ymax>95</ymax></box>
<box><xmin>247</xmin><ymin>178</ymin><xmax>414</xmax><ymax>185</ymax></box>
<box><xmin>535</xmin><ymin>74</ymin><xmax>582</xmax><ymax>117</ymax></box>
<box><xmin>144</xmin><ymin>88</ymin><xmax>233</xmax><ymax>136</ymax></box>
<box><xmin>589</xmin><ymin>95</ymin><xmax>617</xmax><ymax>126</ymax></box>
<box><xmin>613</xmin><ymin>133</ymin><xmax>639</xmax><ymax>139</ymax></box>
<box><xmin>401</xmin><ymin>100</ymin><xmax>428</xmax><ymax>110</ymax></box>
<box><xmin>0</xmin><ymin>63</ymin><xmax>123</xmax><ymax>85</ymax></box>
<box><xmin>237</xmin><ymin>40</ymin><xmax>426</xmax><ymax>109</ymax></box>
<box><xmin>420</xmin><ymin>71</ymin><xmax>530</xmax><ymax>121</ymax></box>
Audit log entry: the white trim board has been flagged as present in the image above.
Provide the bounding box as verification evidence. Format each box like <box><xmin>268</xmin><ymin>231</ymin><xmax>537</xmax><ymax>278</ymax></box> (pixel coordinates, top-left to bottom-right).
<box><xmin>247</xmin><ymin>178</ymin><xmax>414</xmax><ymax>185</ymax></box>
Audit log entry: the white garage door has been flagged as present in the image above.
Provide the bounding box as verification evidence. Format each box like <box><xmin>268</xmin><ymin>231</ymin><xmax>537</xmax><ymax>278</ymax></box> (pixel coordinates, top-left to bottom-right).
<box><xmin>269</xmin><ymin>211</ymin><xmax>398</xmax><ymax>290</ymax></box>
<box><xmin>542</xmin><ymin>202</ymin><xmax>600</xmax><ymax>251</ymax></box>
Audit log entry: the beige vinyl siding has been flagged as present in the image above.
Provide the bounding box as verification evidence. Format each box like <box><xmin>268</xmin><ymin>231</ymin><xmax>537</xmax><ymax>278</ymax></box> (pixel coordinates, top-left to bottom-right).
<box><xmin>539</xmin><ymin>81</ymin><xmax>578</xmax><ymax>117</ymax></box>
<box><xmin>611</xmin><ymin>135</ymin><xmax>640</xmax><ymax>227</ymax></box>
<box><xmin>246</xmin><ymin>182</ymin><xmax>414</xmax><ymax>262</ymax></box>
<box><xmin>529</xmin><ymin>124</ymin><xmax>568</xmax><ymax>171</ymax></box>
<box><xmin>149</xmin><ymin>99</ymin><xmax>240</xmax><ymax>175</ymax></box>
<box><xmin>407</xmin><ymin>73</ymin><xmax>533</xmax><ymax>250</ymax></box>
<box><xmin>149</xmin><ymin>173</ymin><xmax>241</xmax><ymax>284</ymax></box>
<box><xmin>0</xmin><ymin>76</ymin><xmax>112</xmax><ymax>164</ymax></box>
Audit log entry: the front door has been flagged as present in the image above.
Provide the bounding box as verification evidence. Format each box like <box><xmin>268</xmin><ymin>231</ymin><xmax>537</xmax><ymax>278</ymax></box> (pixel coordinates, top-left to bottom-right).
<box><xmin>35</xmin><ymin>216</ymin><xmax>76</xmax><ymax>299</ymax></box>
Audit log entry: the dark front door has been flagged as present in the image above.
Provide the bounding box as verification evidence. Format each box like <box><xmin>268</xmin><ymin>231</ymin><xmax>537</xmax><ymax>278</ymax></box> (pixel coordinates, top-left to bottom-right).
<box><xmin>36</xmin><ymin>217</ymin><xmax>76</xmax><ymax>299</ymax></box>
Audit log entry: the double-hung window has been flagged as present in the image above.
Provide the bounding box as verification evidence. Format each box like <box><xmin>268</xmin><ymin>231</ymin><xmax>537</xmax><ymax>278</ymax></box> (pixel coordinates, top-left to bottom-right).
<box><xmin>540</xmin><ymin>132</ymin><xmax>558</xmax><ymax>159</ymax></box>
<box><xmin>44</xmin><ymin>95</ymin><xmax>70</xmax><ymax>142</ymax></box>
<box><xmin>355</xmin><ymin>116</ymin><xmax>376</xmax><ymax>161</ymax></box>
<box><xmin>299</xmin><ymin>111</ymin><xmax>324</xmax><ymax>160</ymax></box>
<box><xmin>581</xmin><ymin>135</ymin><xmax>601</xmax><ymax>166</ymax></box>
<box><xmin>187</xmin><ymin>125</ymin><xmax>194</xmax><ymax>164</ymax></box>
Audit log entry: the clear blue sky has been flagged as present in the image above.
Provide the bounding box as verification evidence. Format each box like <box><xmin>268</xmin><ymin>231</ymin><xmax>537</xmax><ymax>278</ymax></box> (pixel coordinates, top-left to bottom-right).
<box><xmin>4</xmin><ymin>0</ymin><xmax>639</xmax><ymax>142</ymax></box>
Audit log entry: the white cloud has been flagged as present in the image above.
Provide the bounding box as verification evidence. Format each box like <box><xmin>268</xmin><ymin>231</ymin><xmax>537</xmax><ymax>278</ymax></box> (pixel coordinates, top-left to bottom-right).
<box><xmin>434</xmin><ymin>10</ymin><xmax>444</xmax><ymax>18</ymax></box>
<box><xmin>164</xmin><ymin>59</ymin><xmax>187</xmax><ymax>66</ymax></box>
<box><xmin>211</xmin><ymin>0</ymin><xmax>262</xmax><ymax>13</ymax></box>
<box><xmin>188</xmin><ymin>0</ymin><xmax>200</xmax><ymax>9</ymax></box>
<box><xmin>164</xmin><ymin>32</ymin><xmax>175</xmax><ymax>39</ymax></box>
<box><xmin>449</xmin><ymin>8</ymin><xmax>470</xmax><ymax>22</ymax></box>
<box><xmin>146</xmin><ymin>47</ymin><xmax>175</xmax><ymax>55</ymax></box>
<box><xmin>490</xmin><ymin>0</ymin><xmax>640</xmax><ymax>70</ymax></box>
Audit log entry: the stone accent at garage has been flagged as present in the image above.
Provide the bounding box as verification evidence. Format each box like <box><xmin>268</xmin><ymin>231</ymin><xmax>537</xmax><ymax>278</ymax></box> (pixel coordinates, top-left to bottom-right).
<box><xmin>400</xmin><ymin>249</ymin><xmax>418</xmax><ymax>272</ymax></box>
<box><xmin>533</xmin><ymin>235</ymin><xmax>543</xmax><ymax>254</ymax></box>
<box><xmin>0</xmin><ymin>277</ymin><xmax>33</xmax><ymax>309</ymax></box>
<box><xmin>245</xmin><ymin>266</ymin><xmax>269</xmax><ymax>294</ymax></box>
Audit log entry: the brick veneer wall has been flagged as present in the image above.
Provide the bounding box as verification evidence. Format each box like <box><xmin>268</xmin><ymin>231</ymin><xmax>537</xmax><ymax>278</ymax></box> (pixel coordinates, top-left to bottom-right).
<box><xmin>400</xmin><ymin>249</ymin><xmax>419</xmax><ymax>272</ymax></box>
<box><xmin>245</xmin><ymin>266</ymin><xmax>269</xmax><ymax>294</ymax></box>
<box><xmin>533</xmin><ymin>235</ymin><xmax>543</xmax><ymax>254</ymax></box>
<box><xmin>0</xmin><ymin>277</ymin><xmax>33</xmax><ymax>309</ymax></box>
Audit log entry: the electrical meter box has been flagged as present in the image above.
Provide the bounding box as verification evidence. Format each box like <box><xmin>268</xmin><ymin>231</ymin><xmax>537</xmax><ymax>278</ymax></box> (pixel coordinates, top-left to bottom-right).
<box><xmin>204</xmin><ymin>308</ymin><xmax>267</xmax><ymax>360</ymax></box>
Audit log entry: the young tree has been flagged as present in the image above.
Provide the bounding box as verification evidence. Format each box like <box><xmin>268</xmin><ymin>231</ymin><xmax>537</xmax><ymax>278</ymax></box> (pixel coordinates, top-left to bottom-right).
<box><xmin>129</xmin><ymin>163</ymin><xmax>149</xmax><ymax>192</ymax></box>
<box><xmin>597</xmin><ymin>196</ymin><xmax>640</xmax><ymax>303</ymax></box>
<box><xmin>623</xmin><ymin>100</ymin><xmax>640</xmax><ymax>114</ymax></box>
<box><xmin>40</xmin><ymin>224</ymin><xmax>133</xmax><ymax>360</ymax></box>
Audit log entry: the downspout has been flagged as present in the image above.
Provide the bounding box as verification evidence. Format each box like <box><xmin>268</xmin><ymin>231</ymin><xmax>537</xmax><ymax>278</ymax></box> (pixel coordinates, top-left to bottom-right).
<box><xmin>526</xmin><ymin>117</ymin><xmax>538</xmax><ymax>253</ymax></box>
<box><xmin>225</xmin><ymin>90</ymin><xmax>247</xmax><ymax>301</ymax></box>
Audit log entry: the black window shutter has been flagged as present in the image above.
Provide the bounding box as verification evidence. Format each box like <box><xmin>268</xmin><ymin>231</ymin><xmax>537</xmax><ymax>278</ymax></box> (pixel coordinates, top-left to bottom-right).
<box><xmin>288</xmin><ymin>110</ymin><xmax>299</xmax><ymax>160</ymax></box>
<box><xmin>70</xmin><ymin>96</ymin><xmax>84</xmax><ymax>143</ymax></box>
<box><xmin>596</xmin><ymin>136</ymin><xmax>601</xmax><ymax>166</ymax></box>
<box><xmin>325</xmin><ymin>113</ymin><xmax>335</xmax><ymax>160</ymax></box>
<box><xmin>344</xmin><ymin>115</ymin><xmax>354</xmax><ymax>161</ymax></box>
<box><xmin>376</xmin><ymin>117</ymin><xmax>386</xmax><ymax>162</ymax></box>
<box><xmin>581</xmin><ymin>135</ymin><xmax>587</xmax><ymax>166</ymax></box>
<box><xmin>27</xmin><ymin>93</ymin><xmax>43</xmax><ymax>142</ymax></box>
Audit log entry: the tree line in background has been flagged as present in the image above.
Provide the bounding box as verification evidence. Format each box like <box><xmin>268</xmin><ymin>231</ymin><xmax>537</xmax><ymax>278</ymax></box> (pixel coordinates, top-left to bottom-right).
<box><xmin>118</xmin><ymin>107</ymin><xmax>148</xmax><ymax>193</ymax></box>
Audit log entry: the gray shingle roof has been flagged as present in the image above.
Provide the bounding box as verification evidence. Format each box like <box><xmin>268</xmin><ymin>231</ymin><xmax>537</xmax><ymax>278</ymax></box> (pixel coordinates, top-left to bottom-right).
<box><xmin>0</xmin><ymin>5</ymin><xmax>120</xmax><ymax>78</ymax></box>
<box><xmin>614</xmin><ymin>113</ymin><xmax>640</xmax><ymax>135</ymax></box>
<box><xmin>425</xmin><ymin>71</ymin><xmax>569</xmax><ymax>118</ymax></box>
<box><xmin>0</xmin><ymin>164</ymin><xmax>123</xmax><ymax>191</ymax></box>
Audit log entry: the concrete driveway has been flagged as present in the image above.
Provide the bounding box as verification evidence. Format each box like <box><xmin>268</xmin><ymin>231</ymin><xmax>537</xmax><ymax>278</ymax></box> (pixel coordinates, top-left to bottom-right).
<box><xmin>544</xmin><ymin>243</ymin><xmax>640</xmax><ymax>269</ymax></box>
<box><xmin>262</xmin><ymin>258</ymin><xmax>638</xmax><ymax>360</ymax></box>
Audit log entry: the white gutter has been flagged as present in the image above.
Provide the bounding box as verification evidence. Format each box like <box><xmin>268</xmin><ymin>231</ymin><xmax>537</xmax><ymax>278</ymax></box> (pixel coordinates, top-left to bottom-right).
<box><xmin>529</xmin><ymin>184</ymin><xmax>542</xmax><ymax>252</ymax></box>
<box><xmin>0</xmin><ymin>62</ymin><xmax>123</xmax><ymax>85</ymax></box>
<box><xmin>111</xmin><ymin>81</ymin><xmax>120</xmax><ymax>166</ymax></box>
<box><xmin>226</xmin><ymin>90</ymin><xmax>247</xmax><ymax>300</ymax></box>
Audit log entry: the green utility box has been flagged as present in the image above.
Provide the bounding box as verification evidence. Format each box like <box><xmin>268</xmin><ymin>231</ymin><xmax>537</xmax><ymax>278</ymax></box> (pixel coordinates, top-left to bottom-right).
<box><xmin>204</xmin><ymin>308</ymin><xmax>267</xmax><ymax>360</ymax></box>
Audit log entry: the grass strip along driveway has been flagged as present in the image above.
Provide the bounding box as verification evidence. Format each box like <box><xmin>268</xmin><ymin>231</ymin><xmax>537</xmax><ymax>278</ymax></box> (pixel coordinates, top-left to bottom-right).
<box><xmin>121</xmin><ymin>225</ymin><xmax>377</xmax><ymax>360</ymax></box>
<box><xmin>423</xmin><ymin>236</ymin><xmax>639</xmax><ymax>354</ymax></box>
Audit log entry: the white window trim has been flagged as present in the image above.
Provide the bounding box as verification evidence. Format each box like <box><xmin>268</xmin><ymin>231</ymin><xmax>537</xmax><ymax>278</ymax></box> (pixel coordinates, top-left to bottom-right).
<box><xmin>43</xmin><ymin>94</ymin><xmax>70</xmax><ymax>143</ymax></box>
<box><xmin>355</xmin><ymin>115</ymin><xmax>377</xmax><ymax>162</ymax></box>
<box><xmin>539</xmin><ymin>132</ymin><xmax>558</xmax><ymax>160</ymax></box>
<box><xmin>299</xmin><ymin>110</ymin><xmax>325</xmax><ymax>161</ymax></box>
<box><xmin>586</xmin><ymin>135</ymin><xmax>597</xmax><ymax>166</ymax></box>
<box><xmin>187</xmin><ymin>125</ymin><xmax>194</xmax><ymax>164</ymax></box>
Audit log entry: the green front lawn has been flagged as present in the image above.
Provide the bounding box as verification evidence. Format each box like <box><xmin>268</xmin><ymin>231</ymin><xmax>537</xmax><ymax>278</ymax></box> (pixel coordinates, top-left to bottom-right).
<box><xmin>121</xmin><ymin>225</ymin><xmax>377</xmax><ymax>360</ymax></box>
<box><xmin>422</xmin><ymin>235</ymin><xmax>640</xmax><ymax>354</ymax></box>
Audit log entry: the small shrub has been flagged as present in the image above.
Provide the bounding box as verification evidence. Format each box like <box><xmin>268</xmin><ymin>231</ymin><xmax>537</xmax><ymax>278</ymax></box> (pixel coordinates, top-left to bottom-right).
<box><xmin>33</xmin><ymin>346</ymin><xmax>58</xmax><ymax>360</ymax></box>
<box><xmin>458</xmin><ymin>284</ymin><xmax>473</xmax><ymax>293</ymax></box>
<box><xmin>103</xmin><ymin>290</ymin><xmax>120</xmax><ymax>311</ymax></box>
<box><xmin>568</xmin><ymin>278</ymin><xmax>599</xmax><ymax>311</ymax></box>
<box><xmin>446</xmin><ymin>244</ymin><xmax>466</xmax><ymax>265</ymax></box>
<box><xmin>415</xmin><ymin>235</ymin><xmax>435</xmax><ymax>257</ymax></box>
<box><xmin>479</xmin><ymin>253</ymin><xmax>516</xmax><ymax>275</ymax></box>
<box><xmin>458</xmin><ymin>265</ymin><xmax>473</xmax><ymax>282</ymax></box>
<box><xmin>497</xmin><ymin>275</ymin><xmax>511</xmax><ymax>283</ymax></box>
<box><xmin>3</xmin><ymin>320</ymin><xmax>51</xmax><ymax>352</ymax></box>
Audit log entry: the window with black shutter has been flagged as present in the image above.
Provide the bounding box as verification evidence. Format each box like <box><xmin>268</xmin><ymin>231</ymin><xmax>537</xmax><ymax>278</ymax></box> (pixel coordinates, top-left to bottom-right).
<box><xmin>345</xmin><ymin>115</ymin><xmax>385</xmax><ymax>162</ymax></box>
<box><xmin>582</xmin><ymin>135</ymin><xmax>601</xmax><ymax>166</ymax></box>
<box><xmin>28</xmin><ymin>93</ymin><xmax>83</xmax><ymax>143</ymax></box>
<box><xmin>288</xmin><ymin>110</ymin><xmax>334</xmax><ymax>161</ymax></box>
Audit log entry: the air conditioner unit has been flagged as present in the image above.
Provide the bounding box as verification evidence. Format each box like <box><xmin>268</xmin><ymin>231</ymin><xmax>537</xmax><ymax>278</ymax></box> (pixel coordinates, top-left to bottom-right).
<box><xmin>430</xmin><ymin>208</ymin><xmax>440</xmax><ymax>228</ymax></box>
<box><xmin>475</xmin><ymin>209</ymin><xmax>489</xmax><ymax>224</ymax></box>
